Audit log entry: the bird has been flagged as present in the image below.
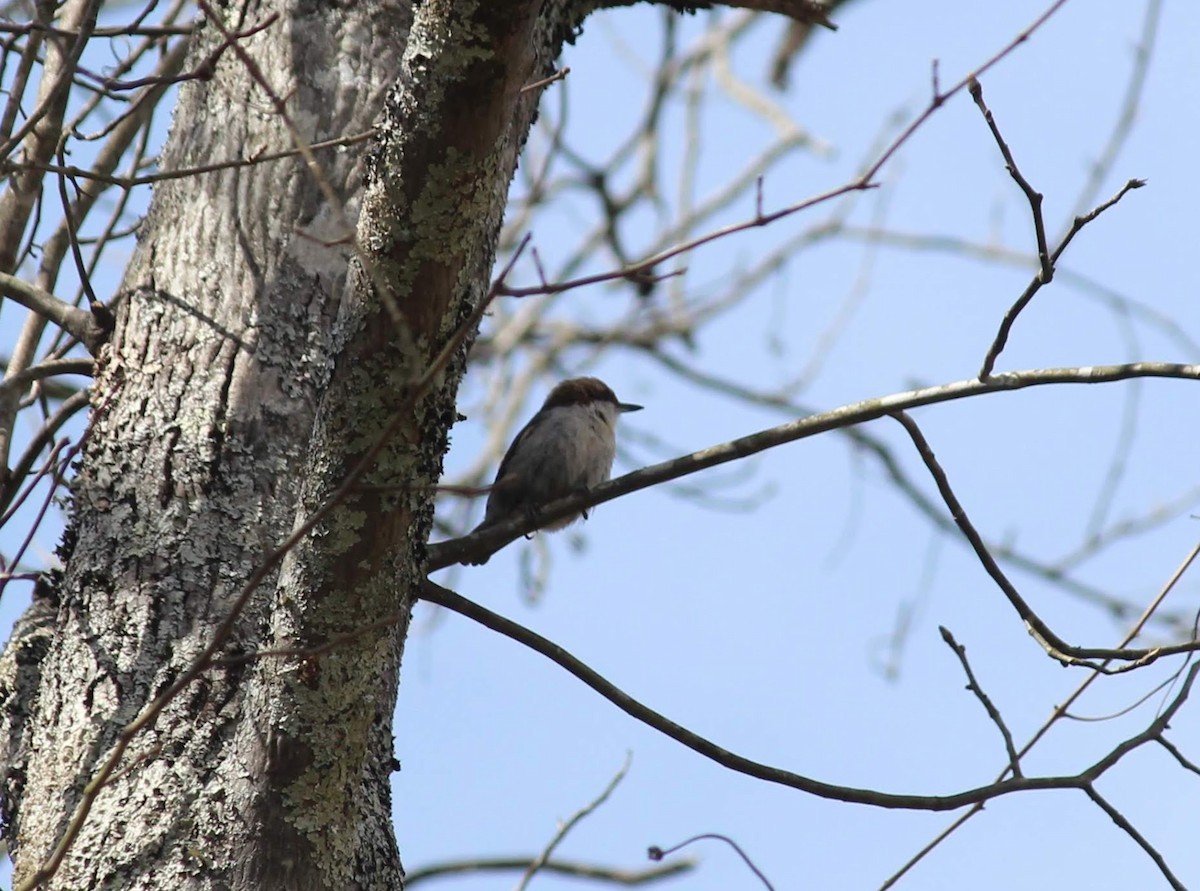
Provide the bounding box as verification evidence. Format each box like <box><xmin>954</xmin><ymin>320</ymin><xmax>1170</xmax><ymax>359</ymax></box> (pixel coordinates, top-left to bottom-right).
<box><xmin>465</xmin><ymin>377</ymin><xmax>642</xmax><ymax>564</ymax></box>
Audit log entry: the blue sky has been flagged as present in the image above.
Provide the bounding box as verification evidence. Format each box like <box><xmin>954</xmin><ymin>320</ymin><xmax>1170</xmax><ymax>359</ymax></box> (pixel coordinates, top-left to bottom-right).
<box><xmin>3</xmin><ymin>1</ymin><xmax>1199</xmax><ymax>889</ymax></box>
<box><xmin>420</xmin><ymin>2</ymin><xmax>1200</xmax><ymax>889</ymax></box>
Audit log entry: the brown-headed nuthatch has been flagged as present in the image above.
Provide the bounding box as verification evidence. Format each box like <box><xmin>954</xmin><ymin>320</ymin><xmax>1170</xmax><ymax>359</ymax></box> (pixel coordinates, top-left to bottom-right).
<box><xmin>466</xmin><ymin>377</ymin><xmax>641</xmax><ymax>563</ymax></box>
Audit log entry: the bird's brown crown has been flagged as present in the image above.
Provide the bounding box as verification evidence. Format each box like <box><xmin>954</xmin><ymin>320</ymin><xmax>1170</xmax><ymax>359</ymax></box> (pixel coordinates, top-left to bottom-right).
<box><xmin>541</xmin><ymin>376</ymin><xmax>620</xmax><ymax>409</ymax></box>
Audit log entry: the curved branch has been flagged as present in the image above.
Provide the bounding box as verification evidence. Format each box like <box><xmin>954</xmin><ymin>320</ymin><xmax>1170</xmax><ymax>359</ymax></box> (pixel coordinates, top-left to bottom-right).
<box><xmin>405</xmin><ymin>856</ymin><xmax>694</xmax><ymax>887</ymax></box>
<box><xmin>0</xmin><ymin>358</ymin><xmax>92</xmax><ymax>397</ymax></box>
<box><xmin>891</xmin><ymin>410</ymin><xmax>1197</xmax><ymax>669</ymax></box>
<box><xmin>420</xmin><ymin>581</ymin><xmax>1200</xmax><ymax>812</ymax></box>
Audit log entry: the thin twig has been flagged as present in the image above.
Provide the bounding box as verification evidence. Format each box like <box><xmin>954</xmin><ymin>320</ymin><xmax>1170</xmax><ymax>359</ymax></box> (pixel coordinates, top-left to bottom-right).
<box><xmin>859</xmin><ymin>0</ymin><xmax>1071</xmax><ymax>184</ymax></box>
<box><xmin>978</xmin><ymin>178</ymin><xmax>1144</xmax><ymax>378</ymax></box>
<box><xmin>54</xmin><ymin>147</ymin><xmax>110</xmax><ymax>332</ymax></box>
<box><xmin>515</xmin><ymin>755</ymin><xmax>631</xmax><ymax>891</ymax></box>
<box><xmin>939</xmin><ymin>626</ymin><xmax>1022</xmax><ymax>777</ymax></box>
<box><xmin>0</xmin><ymin>20</ymin><xmax>192</xmax><ymax>38</ymax></box>
<box><xmin>968</xmin><ymin>77</ymin><xmax>1051</xmax><ymax>280</ymax></box>
<box><xmin>1</xmin><ymin>388</ymin><xmax>90</xmax><ymax>521</ymax></box>
<box><xmin>0</xmin><ymin>0</ymin><xmax>98</xmax><ymax>163</ymax></box>
<box><xmin>1083</xmin><ymin>786</ymin><xmax>1185</xmax><ymax>890</ymax></box>
<box><xmin>496</xmin><ymin>179</ymin><xmax>874</xmax><ymax>300</ymax></box>
<box><xmin>4</xmin><ymin>129</ymin><xmax>378</xmax><ymax>189</ymax></box>
<box><xmin>1061</xmin><ymin>669</ymin><xmax>1184</xmax><ymax>723</ymax></box>
<box><xmin>494</xmin><ymin>0</ymin><xmax>1068</xmax><ymax>342</ymax></box>
<box><xmin>650</xmin><ymin>834</ymin><xmax>773</xmax><ymax>891</ymax></box>
<box><xmin>207</xmin><ymin>610</ymin><xmax>404</xmax><ymax>667</ymax></box>
<box><xmin>830</xmin><ymin>223</ymin><xmax>1200</xmax><ymax>358</ymax></box>
<box><xmin>4</xmin><ymin>440</ymin><xmax>73</xmax><ymax>588</ymax></box>
<box><xmin>1156</xmin><ymin>737</ymin><xmax>1200</xmax><ymax>776</ymax></box>
<box><xmin>520</xmin><ymin>66</ymin><xmax>569</xmax><ymax>93</ymax></box>
<box><xmin>0</xmin><ymin>439</ymin><xmax>66</xmax><ymax>529</ymax></box>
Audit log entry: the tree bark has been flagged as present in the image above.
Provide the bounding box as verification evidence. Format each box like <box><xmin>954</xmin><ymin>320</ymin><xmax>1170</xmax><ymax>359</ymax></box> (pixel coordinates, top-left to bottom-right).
<box><xmin>3</xmin><ymin>0</ymin><xmax>415</xmax><ymax>880</ymax></box>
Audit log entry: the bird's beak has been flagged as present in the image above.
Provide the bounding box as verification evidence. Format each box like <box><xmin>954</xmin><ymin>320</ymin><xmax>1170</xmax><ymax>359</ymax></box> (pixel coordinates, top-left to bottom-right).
<box><xmin>618</xmin><ymin>402</ymin><xmax>643</xmax><ymax>413</ymax></box>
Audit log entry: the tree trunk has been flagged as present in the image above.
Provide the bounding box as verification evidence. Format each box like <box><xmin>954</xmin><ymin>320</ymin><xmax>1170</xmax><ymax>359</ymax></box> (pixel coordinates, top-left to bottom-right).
<box><xmin>1</xmin><ymin>0</ymin><xmax>577</xmax><ymax>887</ymax></box>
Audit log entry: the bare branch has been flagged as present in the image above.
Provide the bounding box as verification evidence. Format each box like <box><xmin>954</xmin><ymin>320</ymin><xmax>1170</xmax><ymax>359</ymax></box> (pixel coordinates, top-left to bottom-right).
<box><xmin>419</xmin><ymin>581</ymin><xmax>1200</xmax><ymax>813</ymax></box>
<box><xmin>497</xmin><ymin>178</ymin><xmax>874</xmax><ymax>300</ymax></box>
<box><xmin>0</xmin><ymin>388</ymin><xmax>90</xmax><ymax>521</ymax></box>
<box><xmin>1156</xmin><ymin>737</ymin><xmax>1200</xmax><ymax>777</ymax></box>
<box><xmin>650</xmin><ymin>833</ymin><xmax>774</xmax><ymax>890</ymax></box>
<box><xmin>4</xmin><ymin>129</ymin><xmax>378</xmax><ymax>190</ymax></box>
<box><xmin>889</xmin><ymin>410</ymin><xmax>1197</xmax><ymax>670</ymax></box>
<box><xmin>1084</xmin><ymin>786</ymin><xmax>1185</xmax><ymax>891</ymax></box>
<box><xmin>515</xmin><ymin>755</ymin><xmax>631</xmax><ymax>891</ymax></box>
<box><xmin>520</xmin><ymin>66</ymin><xmax>570</xmax><ymax>93</ymax></box>
<box><xmin>1054</xmin><ymin>486</ymin><xmax>1200</xmax><ymax>574</ymax></box>
<box><xmin>0</xmin><ymin>0</ymin><xmax>96</xmax><ymax>172</ymax></box>
<box><xmin>968</xmin><ymin>77</ymin><xmax>1052</xmax><ymax>280</ymax></box>
<box><xmin>0</xmin><ymin>358</ymin><xmax>91</xmax><ymax>397</ymax></box>
<box><xmin>430</xmin><ymin>363</ymin><xmax>1200</xmax><ymax>570</ymax></box>
<box><xmin>1</xmin><ymin>439</ymin><xmax>72</xmax><ymax>597</ymax></box>
<box><xmin>878</xmin><ymin>528</ymin><xmax>1200</xmax><ymax>886</ymax></box>
<box><xmin>0</xmin><ymin>273</ymin><xmax>110</xmax><ymax>354</ymax></box>
<box><xmin>939</xmin><ymin>627</ymin><xmax>1022</xmax><ymax>777</ymax></box>
<box><xmin>405</xmin><ymin>857</ymin><xmax>694</xmax><ymax>887</ymax></box>
<box><xmin>859</xmin><ymin>0</ymin><xmax>1071</xmax><ymax>183</ymax></box>
<box><xmin>634</xmin><ymin>349</ymin><xmax>1170</xmax><ymax>626</ymax></box>
<box><xmin>978</xmin><ymin>178</ymin><xmax>1144</xmax><ymax>378</ymax></box>
<box><xmin>831</xmin><ymin>224</ymin><xmax>1200</xmax><ymax>357</ymax></box>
